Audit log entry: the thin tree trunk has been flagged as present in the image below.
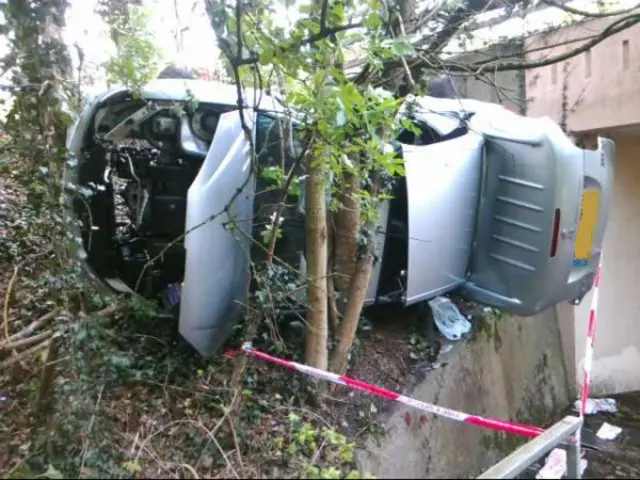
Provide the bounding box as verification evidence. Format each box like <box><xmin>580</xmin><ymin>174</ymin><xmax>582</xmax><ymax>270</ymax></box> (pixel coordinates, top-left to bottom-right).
<box><xmin>329</xmin><ymin>252</ymin><xmax>374</xmax><ymax>374</ymax></box>
<box><xmin>305</xmin><ymin>152</ymin><xmax>329</xmax><ymax>369</ymax></box>
<box><xmin>327</xmin><ymin>1</ymin><xmax>418</xmax><ymax>373</ymax></box>
<box><xmin>332</xmin><ymin>172</ymin><xmax>361</xmax><ymax>294</ymax></box>
<box><xmin>329</xmin><ymin>175</ymin><xmax>380</xmax><ymax>374</ymax></box>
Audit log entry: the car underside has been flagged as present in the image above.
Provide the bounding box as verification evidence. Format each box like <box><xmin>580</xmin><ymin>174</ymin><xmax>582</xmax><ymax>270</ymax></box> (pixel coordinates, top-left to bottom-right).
<box><xmin>65</xmin><ymin>79</ymin><xmax>615</xmax><ymax>357</ymax></box>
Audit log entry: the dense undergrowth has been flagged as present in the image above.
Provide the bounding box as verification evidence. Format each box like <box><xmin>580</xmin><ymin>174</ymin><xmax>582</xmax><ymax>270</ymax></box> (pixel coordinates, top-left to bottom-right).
<box><xmin>0</xmin><ymin>155</ymin><xmax>448</xmax><ymax>478</ymax></box>
<box><xmin>0</xmin><ymin>158</ymin><xmax>384</xmax><ymax>479</ymax></box>
<box><xmin>0</xmin><ymin>139</ymin><xmax>497</xmax><ymax>479</ymax></box>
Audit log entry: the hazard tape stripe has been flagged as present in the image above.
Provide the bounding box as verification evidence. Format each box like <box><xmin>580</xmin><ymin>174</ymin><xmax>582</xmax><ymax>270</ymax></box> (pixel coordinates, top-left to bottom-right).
<box><xmin>232</xmin><ymin>344</ymin><xmax>543</xmax><ymax>438</ymax></box>
<box><xmin>579</xmin><ymin>255</ymin><xmax>603</xmax><ymax>417</ymax></box>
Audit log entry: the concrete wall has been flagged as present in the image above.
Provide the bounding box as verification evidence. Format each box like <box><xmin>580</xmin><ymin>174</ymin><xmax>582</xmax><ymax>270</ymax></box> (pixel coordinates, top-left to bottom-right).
<box><xmin>525</xmin><ymin>14</ymin><xmax>640</xmax><ymax>132</ymax></box>
<box><xmin>526</xmin><ymin>17</ymin><xmax>640</xmax><ymax>395</ymax></box>
<box><xmin>447</xmin><ymin>41</ymin><xmax>526</xmax><ymax>113</ymax></box>
<box><xmin>358</xmin><ymin>310</ymin><xmax>569</xmax><ymax>478</ymax></box>
<box><xmin>562</xmin><ymin>132</ymin><xmax>640</xmax><ymax>395</ymax></box>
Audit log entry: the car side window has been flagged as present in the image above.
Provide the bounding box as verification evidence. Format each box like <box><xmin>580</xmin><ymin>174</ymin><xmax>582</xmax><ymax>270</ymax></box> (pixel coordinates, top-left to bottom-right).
<box><xmin>253</xmin><ymin>113</ymin><xmax>306</xmax><ymax>265</ymax></box>
<box><xmin>255</xmin><ymin>112</ymin><xmax>305</xmax><ymax>199</ymax></box>
<box><xmin>255</xmin><ymin>113</ymin><xmax>303</xmax><ymax>167</ymax></box>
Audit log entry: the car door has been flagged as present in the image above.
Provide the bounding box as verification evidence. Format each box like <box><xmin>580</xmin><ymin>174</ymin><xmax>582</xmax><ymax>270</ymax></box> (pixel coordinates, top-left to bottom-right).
<box><xmin>461</xmin><ymin>111</ymin><xmax>614</xmax><ymax>316</ymax></box>
<box><xmin>403</xmin><ymin>129</ymin><xmax>484</xmax><ymax>305</ymax></box>
<box><xmin>179</xmin><ymin>110</ymin><xmax>255</xmax><ymax>357</ymax></box>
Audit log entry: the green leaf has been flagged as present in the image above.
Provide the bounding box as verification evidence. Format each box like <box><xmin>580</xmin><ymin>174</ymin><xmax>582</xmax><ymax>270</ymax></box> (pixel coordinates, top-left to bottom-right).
<box><xmin>259</xmin><ymin>48</ymin><xmax>275</xmax><ymax>65</ymax></box>
<box><xmin>391</xmin><ymin>37</ymin><xmax>414</xmax><ymax>57</ymax></box>
<box><xmin>121</xmin><ymin>461</ymin><xmax>142</xmax><ymax>474</ymax></box>
<box><xmin>259</xmin><ymin>226</ymin><xmax>282</xmax><ymax>246</ymax></box>
<box><xmin>330</xmin><ymin>3</ymin><xmax>346</xmax><ymax>23</ymax></box>
<box><xmin>35</xmin><ymin>465</ymin><xmax>64</xmax><ymax>480</ymax></box>
<box><xmin>365</xmin><ymin>12</ymin><xmax>382</xmax><ymax>29</ymax></box>
<box><xmin>110</xmin><ymin>355</ymin><xmax>133</xmax><ymax>368</ymax></box>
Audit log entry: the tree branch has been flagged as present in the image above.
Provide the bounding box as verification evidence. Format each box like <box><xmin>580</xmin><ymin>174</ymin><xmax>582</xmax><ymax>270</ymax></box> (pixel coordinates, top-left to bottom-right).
<box><xmin>350</xmin><ymin>0</ymin><xmax>531</xmax><ymax>85</ymax></box>
<box><xmin>301</xmin><ymin>22</ymin><xmax>364</xmax><ymax>46</ymax></box>
<box><xmin>319</xmin><ymin>0</ymin><xmax>329</xmax><ymax>32</ymax></box>
<box><xmin>423</xmin><ymin>13</ymin><xmax>640</xmax><ymax>72</ymax></box>
<box><xmin>542</xmin><ymin>0</ymin><xmax>640</xmax><ymax>19</ymax></box>
<box><xmin>420</xmin><ymin>0</ymin><xmax>529</xmax><ymax>52</ymax></box>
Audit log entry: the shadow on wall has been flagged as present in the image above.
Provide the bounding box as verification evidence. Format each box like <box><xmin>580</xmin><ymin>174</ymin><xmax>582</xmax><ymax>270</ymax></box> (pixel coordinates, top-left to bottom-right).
<box><xmin>357</xmin><ymin>308</ymin><xmax>569</xmax><ymax>479</ymax></box>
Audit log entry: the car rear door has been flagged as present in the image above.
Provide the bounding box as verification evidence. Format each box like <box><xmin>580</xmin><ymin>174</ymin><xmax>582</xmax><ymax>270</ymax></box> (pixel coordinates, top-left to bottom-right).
<box><xmin>461</xmin><ymin>111</ymin><xmax>615</xmax><ymax>316</ymax></box>
<box><xmin>179</xmin><ymin>110</ymin><xmax>254</xmax><ymax>357</ymax></box>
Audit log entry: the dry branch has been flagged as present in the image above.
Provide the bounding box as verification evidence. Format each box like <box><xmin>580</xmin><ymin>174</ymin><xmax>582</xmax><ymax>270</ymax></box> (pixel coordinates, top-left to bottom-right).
<box><xmin>93</xmin><ymin>303</ymin><xmax>125</xmax><ymax>318</ymax></box>
<box><xmin>37</xmin><ymin>333</ymin><xmax>60</xmax><ymax>414</ymax></box>
<box><xmin>0</xmin><ymin>303</ymin><xmax>122</xmax><ymax>354</ymax></box>
<box><xmin>3</xmin><ymin>264</ymin><xmax>19</xmax><ymax>340</ymax></box>
<box><xmin>0</xmin><ymin>308</ymin><xmax>61</xmax><ymax>348</ymax></box>
<box><xmin>0</xmin><ymin>329</ymin><xmax>54</xmax><ymax>354</ymax></box>
<box><xmin>0</xmin><ymin>338</ymin><xmax>51</xmax><ymax>369</ymax></box>
<box><xmin>431</xmin><ymin>13</ymin><xmax>640</xmax><ymax>72</ymax></box>
<box><xmin>542</xmin><ymin>0</ymin><xmax>640</xmax><ymax>19</ymax></box>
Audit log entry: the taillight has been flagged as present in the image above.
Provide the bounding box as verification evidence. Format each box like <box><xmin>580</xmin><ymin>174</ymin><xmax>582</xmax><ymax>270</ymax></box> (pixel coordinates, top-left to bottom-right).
<box><xmin>550</xmin><ymin>208</ymin><xmax>561</xmax><ymax>257</ymax></box>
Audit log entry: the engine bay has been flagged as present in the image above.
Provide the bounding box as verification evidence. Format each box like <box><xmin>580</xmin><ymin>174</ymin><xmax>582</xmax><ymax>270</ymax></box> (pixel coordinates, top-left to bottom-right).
<box><xmin>73</xmin><ymin>95</ymin><xmax>232</xmax><ymax>308</ymax></box>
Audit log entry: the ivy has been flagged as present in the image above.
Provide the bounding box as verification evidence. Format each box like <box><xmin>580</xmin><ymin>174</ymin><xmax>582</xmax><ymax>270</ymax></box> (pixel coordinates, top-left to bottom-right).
<box><xmin>99</xmin><ymin>2</ymin><xmax>162</xmax><ymax>96</ymax></box>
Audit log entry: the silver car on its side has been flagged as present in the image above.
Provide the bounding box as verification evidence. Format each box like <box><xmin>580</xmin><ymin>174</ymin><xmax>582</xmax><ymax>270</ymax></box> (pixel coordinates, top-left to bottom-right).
<box><xmin>65</xmin><ymin>80</ymin><xmax>615</xmax><ymax>356</ymax></box>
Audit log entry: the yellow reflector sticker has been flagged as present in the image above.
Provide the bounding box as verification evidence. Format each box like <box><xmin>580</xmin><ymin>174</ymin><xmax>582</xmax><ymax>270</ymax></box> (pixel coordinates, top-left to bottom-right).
<box><xmin>574</xmin><ymin>190</ymin><xmax>600</xmax><ymax>264</ymax></box>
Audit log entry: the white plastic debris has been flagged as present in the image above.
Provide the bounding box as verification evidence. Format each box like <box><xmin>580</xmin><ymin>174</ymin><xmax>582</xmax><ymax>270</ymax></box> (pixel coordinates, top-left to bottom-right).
<box><xmin>574</xmin><ymin>397</ymin><xmax>618</xmax><ymax>415</ymax></box>
<box><xmin>596</xmin><ymin>422</ymin><xmax>623</xmax><ymax>440</ymax></box>
<box><xmin>535</xmin><ymin>448</ymin><xmax>588</xmax><ymax>479</ymax></box>
<box><xmin>440</xmin><ymin>344</ymin><xmax>454</xmax><ymax>355</ymax></box>
<box><xmin>536</xmin><ymin>449</ymin><xmax>565</xmax><ymax>479</ymax></box>
<box><xmin>428</xmin><ymin>296</ymin><xmax>471</xmax><ymax>341</ymax></box>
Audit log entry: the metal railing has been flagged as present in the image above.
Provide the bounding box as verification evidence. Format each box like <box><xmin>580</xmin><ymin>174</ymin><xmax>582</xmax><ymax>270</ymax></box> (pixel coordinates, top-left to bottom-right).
<box><xmin>477</xmin><ymin>256</ymin><xmax>603</xmax><ymax>480</ymax></box>
<box><xmin>477</xmin><ymin>415</ymin><xmax>583</xmax><ymax>479</ymax></box>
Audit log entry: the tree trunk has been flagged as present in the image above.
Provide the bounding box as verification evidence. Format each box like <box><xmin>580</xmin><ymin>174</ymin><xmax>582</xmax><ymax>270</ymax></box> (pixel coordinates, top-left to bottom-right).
<box><xmin>327</xmin><ymin>0</ymin><xmax>419</xmax><ymax>374</ymax></box>
<box><xmin>332</xmin><ymin>172</ymin><xmax>361</xmax><ymax>294</ymax></box>
<box><xmin>305</xmin><ymin>152</ymin><xmax>329</xmax><ymax>370</ymax></box>
<box><xmin>329</xmin><ymin>252</ymin><xmax>374</xmax><ymax>374</ymax></box>
<box><xmin>329</xmin><ymin>174</ymin><xmax>380</xmax><ymax>375</ymax></box>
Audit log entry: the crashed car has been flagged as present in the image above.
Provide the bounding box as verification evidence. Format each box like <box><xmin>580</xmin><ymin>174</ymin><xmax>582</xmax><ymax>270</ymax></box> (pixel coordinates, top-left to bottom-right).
<box><xmin>65</xmin><ymin>79</ymin><xmax>615</xmax><ymax>356</ymax></box>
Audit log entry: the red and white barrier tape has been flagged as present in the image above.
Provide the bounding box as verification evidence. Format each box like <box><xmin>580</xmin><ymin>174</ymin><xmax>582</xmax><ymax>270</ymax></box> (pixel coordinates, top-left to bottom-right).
<box><xmin>225</xmin><ymin>257</ymin><xmax>604</xmax><ymax>441</ymax></box>
<box><xmin>579</xmin><ymin>255</ymin><xmax>603</xmax><ymax>417</ymax></box>
<box><xmin>226</xmin><ymin>343</ymin><xmax>544</xmax><ymax>438</ymax></box>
